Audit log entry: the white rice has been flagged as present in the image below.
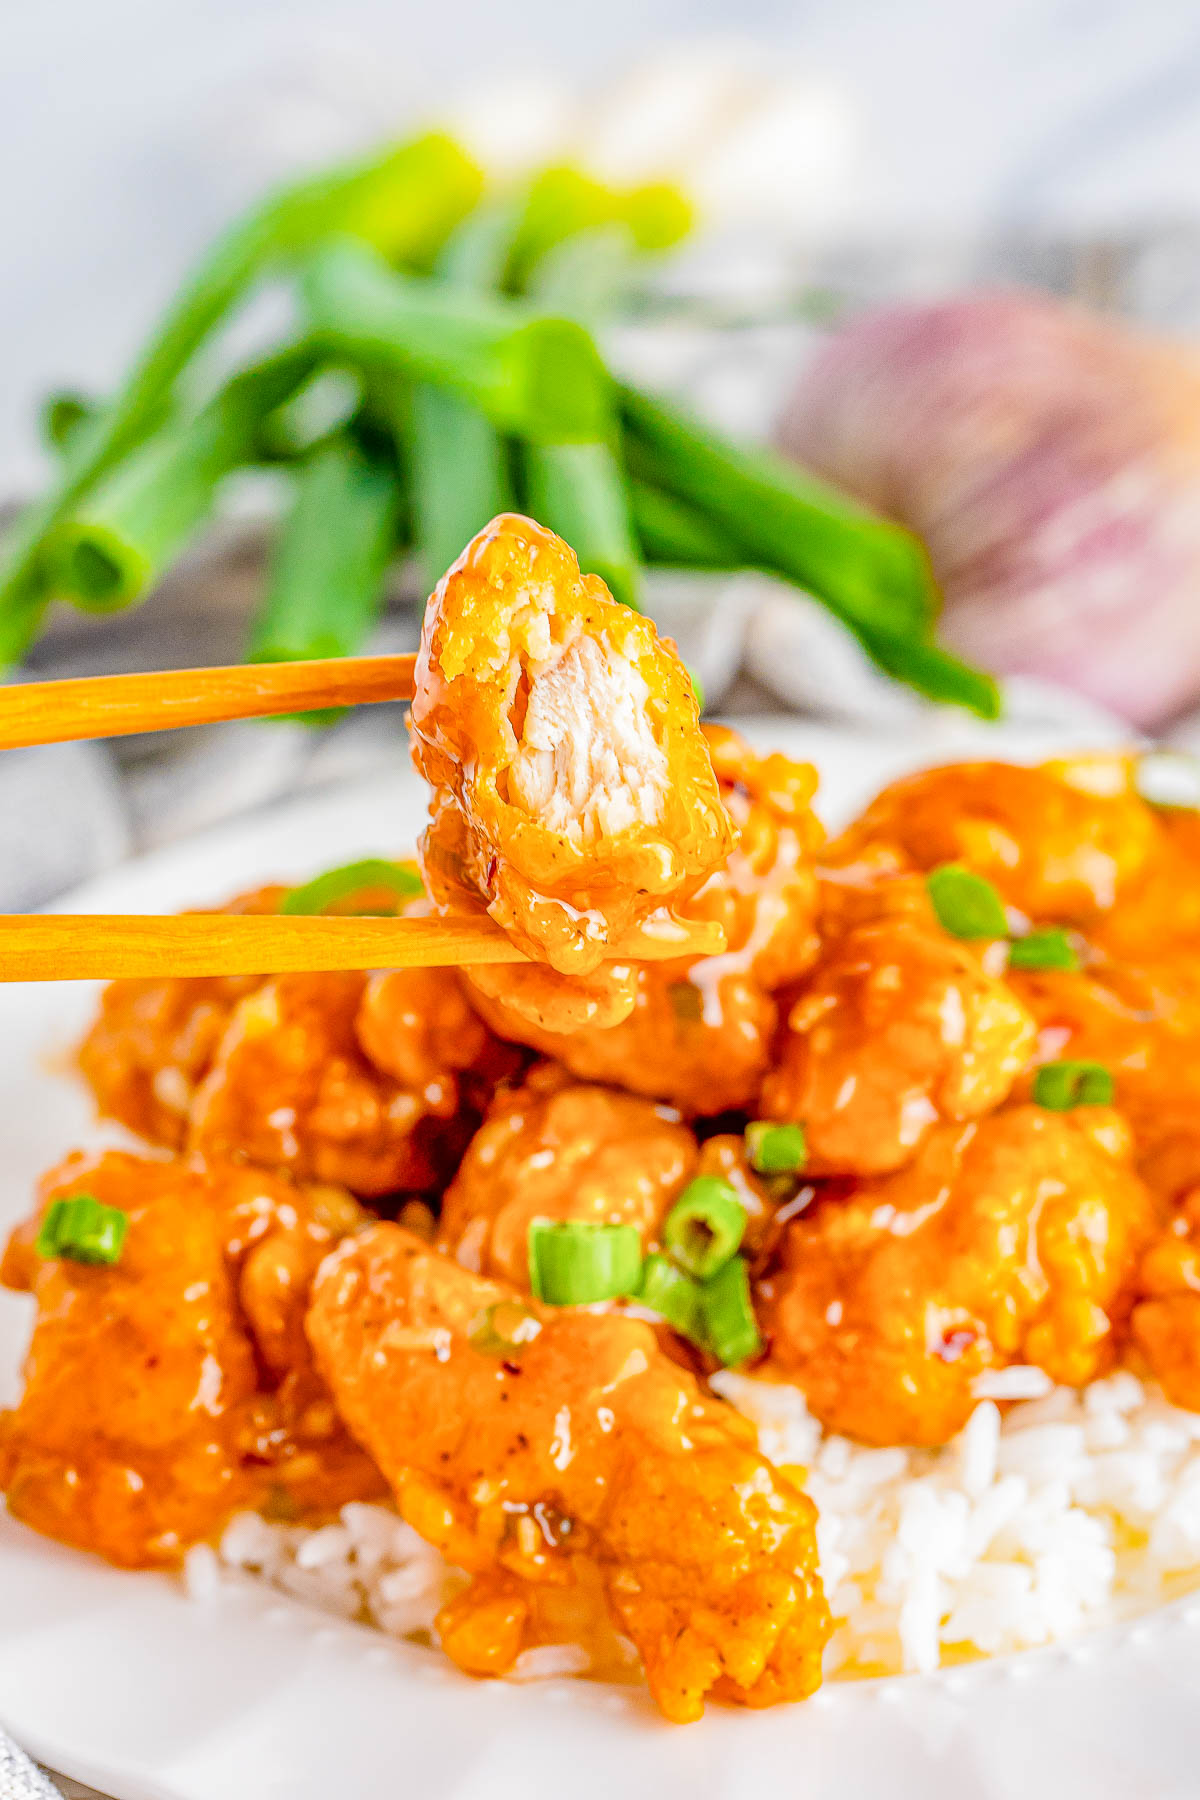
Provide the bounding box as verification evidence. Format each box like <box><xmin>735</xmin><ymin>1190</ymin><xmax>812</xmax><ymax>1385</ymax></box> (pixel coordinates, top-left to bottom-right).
<box><xmin>190</xmin><ymin>1369</ymin><xmax>1200</xmax><ymax>1684</ymax></box>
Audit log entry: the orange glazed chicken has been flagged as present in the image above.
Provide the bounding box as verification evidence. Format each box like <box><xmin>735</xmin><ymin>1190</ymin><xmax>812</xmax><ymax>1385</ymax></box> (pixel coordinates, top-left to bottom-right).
<box><xmin>762</xmin><ymin>876</ymin><xmax>1036</xmax><ymax>1174</ymax></box>
<box><xmin>307</xmin><ymin>1224</ymin><xmax>830</xmax><ymax>1723</ymax></box>
<box><xmin>467</xmin><ymin>726</ymin><xmax>824</xmax><ymax>1115</ymax></box>
<box><xmin>0</xmin><ymin>1150</ymin><xmax>381</xmax><ymax>1567</ymax></box>
<box><xmin>409</xmin><ymin>513</ymin><xmax>734</xmax><ymax>1030</ymax></box>
<box><xmin>759</xmin><ymin>1106</ymin><xmax>1158</xmax><ymax>1446</ymax></box>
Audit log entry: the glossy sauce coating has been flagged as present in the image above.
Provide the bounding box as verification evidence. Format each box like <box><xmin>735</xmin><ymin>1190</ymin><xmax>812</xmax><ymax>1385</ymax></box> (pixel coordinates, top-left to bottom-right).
<box><xmin>760</xmin><ymin>1106</ymin><xmax>1158</xmax><ymax>1445</ymax></box>
<box><xmin>409</xmin><ymin>514</ymin><xmax>734</xmax><ymax>1031</ymax></box>
<box><xmin>764</xmin><ymin>876</ymin><xmax>1036</xmax><ymax>1174</ymax></box>
<box><xmin>307</xmin><ymin>1224</ymin><xmax>830</xmax><ymax>1722</ymax></box>
<box><xmin>0</xmin><ymin>1151</ymin><xmax>381</xmax><ymax>1566</ymax></box>
<box><xmin>466</xmin><ymin>726</ymin><xmax>823</xmax><ymax>1114</ymax></box>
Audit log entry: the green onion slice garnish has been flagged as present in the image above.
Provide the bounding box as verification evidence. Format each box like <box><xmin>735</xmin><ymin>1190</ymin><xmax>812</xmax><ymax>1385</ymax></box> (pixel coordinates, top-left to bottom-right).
<box><xmin>699</xmin><ymin>1255</ymin><xmax>763</xmax><ymax>1368</ymax></box>
<box><xmin>527</xmin><ymin>1220</ymin><xmax>644</xmax><ymax>1305</ymax></box>
<box><xmin>1135</xmin><ymin>750</ymin><xmax>1200</xmax><ymax>812</ymax></box>
<box><xmin>662</xmin><ymin>1175</ymin><xmax>747</xmax><ymax>1281</ymax></box>
<box><xmin>281</xmin><ymin>858</ymin><xmax>424</xmax><ymax>915</ymax></box>
<box><xmin>1032</xmin><ymin>1059</ymin><xmax>1115</xmax><ymax>1111</ymax></box>
<box><xmin>468</xmin><ymin>1299</ymin><xmax>543</xmax><ymax>1356</ymax></box>
<box><xmin>745</xmin><ymin>1120</ymin><xmax>808</xmax><ymax>1176</ymax></box>
<box><xmin>636</xmin><ymin>1252</ymin><xmax>704</xmax><ymax>1339</ymax></box>
<box><xmin>35</xmin><ymin>1194</ymin><xmax>128</xmax><ymax>1266</ymax></box>
<box><xmin>926</xmin><ymin>864</ymin><xmax>1009</xmax><ymax>940</ymax></box>
<box><xmin>1007</xmin><ymin>927</ymin><xmax>1080</xmax><ymax>973</ymax></box>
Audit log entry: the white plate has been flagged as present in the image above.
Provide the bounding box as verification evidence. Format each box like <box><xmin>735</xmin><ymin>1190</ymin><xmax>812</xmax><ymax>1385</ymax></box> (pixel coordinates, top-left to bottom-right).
<box><xmin>7</xmin><ymin>717</ymin><xmax>1198</xmax><ymax>1800</ymax></box>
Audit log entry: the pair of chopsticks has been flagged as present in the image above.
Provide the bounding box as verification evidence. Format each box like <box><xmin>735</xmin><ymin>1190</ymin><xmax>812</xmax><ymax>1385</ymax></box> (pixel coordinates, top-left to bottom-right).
<box><xmin>0</xmin><ymin>655</ymin><xmax>708</xmax><ymax>981</ymax></box>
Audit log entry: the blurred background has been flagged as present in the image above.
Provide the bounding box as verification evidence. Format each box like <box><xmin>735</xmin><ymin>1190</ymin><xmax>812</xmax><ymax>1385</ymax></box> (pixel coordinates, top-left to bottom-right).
<box><xmin>8</xmin><ymin>0</ymin><xmax>1200</xmax><ymax>909</ymax></box>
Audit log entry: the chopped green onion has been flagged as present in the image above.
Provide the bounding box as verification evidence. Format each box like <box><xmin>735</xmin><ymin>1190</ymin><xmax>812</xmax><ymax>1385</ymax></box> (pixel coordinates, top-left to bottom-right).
<box><xmin>635</xmin><ymin>1252</ymin><xmax>704</xmax><ymax>1338</ymax></box>
<box><xmin>1008</xmin><ymin>927</ymin><xmax>1080</xmax><ymax>973</ymax></box>
<box><xmin>281</xmin><ymin>859</ymin><xmax>423</xmax><ymax>915</ymax></box>
<box><xmin>1135</xmin><ymin>750</ymin><xmax>1200</xmax><ymax>812</ymax></box>
<box><xmin>36</xmin><ymin>1194</ymin><xmax>128</xmax><ymax>1267</ymax></box>
<box><xmin>0</xmin><ymin>131</ymin><xmax>480</xmax><ymax>658</ymax></box>
<box><xmin>745</xmin><ymin>1120</ymin><xmax>808</xmax><ymax>1176</ymax></box>
<box><xmin>468</xmin><ymin>1299</ymin><xmax>543</xmax><ymax>1356</ymax></box>
<box><xmin>301</xmin><ymin>239</ymin><xmax>610</xmax><ymax>445</ymax></box>
<box><xmin>662</xmin><ymin>1176</ymin><xmax>746</xmax><ymax>1281</ymax></box>
<box><xmin>926</xmin><ymin>864</ymin><xmax>1009</xmax><ymax>940</ymax></box>
<box><xmin>528</xmin><ymin>1219</ymin><xmax>644</xmax><ymax>1305</ymax></box>
<box><xmin>247</xmin><ymin>434</ymin><xmax>400</xmax><ymax>691</ymax></box>
<box><xmin>699</xmin><ymin>1255</ymin><xmax>762</xmax><ymax>1367</ymax></box>
<box><xmin>1033</xmin><ymin>1060</ymin><xmax>1115</xmax><ymax>1111</ymax></box>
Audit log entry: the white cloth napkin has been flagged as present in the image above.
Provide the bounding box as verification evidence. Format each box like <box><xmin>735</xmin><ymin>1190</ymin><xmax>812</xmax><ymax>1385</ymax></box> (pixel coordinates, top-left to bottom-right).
<box><xmin>0</xmin><ymin>1731</ymin><xmax>62</xmax><ymax>1799</ymax></box>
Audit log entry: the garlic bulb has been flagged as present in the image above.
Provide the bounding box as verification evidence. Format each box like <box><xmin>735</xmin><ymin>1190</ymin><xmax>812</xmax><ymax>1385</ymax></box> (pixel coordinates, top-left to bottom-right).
<box><xmin>778</xmin><ymin>291</ymin><xmax>1200</xmax><ymax>729</ymax></box>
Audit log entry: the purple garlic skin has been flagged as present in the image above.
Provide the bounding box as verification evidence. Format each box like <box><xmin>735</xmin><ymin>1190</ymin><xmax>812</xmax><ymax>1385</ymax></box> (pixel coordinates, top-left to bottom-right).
<box><xmin>779</xmin><ymin>290</ymin><xmax>1200</xmax><ymax>729</ymax></box>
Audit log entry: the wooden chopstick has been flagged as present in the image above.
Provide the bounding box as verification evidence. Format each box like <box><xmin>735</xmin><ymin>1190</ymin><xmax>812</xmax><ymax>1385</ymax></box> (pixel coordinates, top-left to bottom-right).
<box><xmin>0</xmin><ymin>654</ymin><xmax>417</xmax><ymax>751</ymax></box>
<box><xmin>0</xmin><ymin>913</ymin><xmax>529</xmax><ymax>982</ymax></box>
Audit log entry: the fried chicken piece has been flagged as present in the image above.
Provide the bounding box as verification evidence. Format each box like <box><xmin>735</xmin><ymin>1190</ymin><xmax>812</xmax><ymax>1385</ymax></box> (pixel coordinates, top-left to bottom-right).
<box><xmin>188</xmin><ymin>971</ymin><xmax>490</xmax><ymax>1197</ymax></box>
<box><xmin>466</xmin><ymin>726</ymin><xmax>824</xmax><ymax>1115</ymax></box>
<box><xmin>77</xmin><ymin>885</ymin><xmax>286</xmax><ymax>1146</ymax></box>
<box><xmin>826</xmin><ymin>757</ymin><xmax>1160</xmax><ymax>929</ymax></box>
<box><xmin>762</xmin><ymin>876</ymin><xmax>1036</xmax><ymax>1175</ymax></box>
<box><xmin>1130</xmin><ymin>1189</ymin><xmax>1200</xmax><ymax>1410</ymax></box>
<box><xmin>759</xmin><ymin>1106</ymin><xmax>1158</xmax><ymax>1446</ymax></box>
<box><xmin>409</xmin><ymin>514</ymin><xmax>735</xmax><ymax>1031</ymax></box>
<box><xmin>0</xmin><ymin>1151</ymin><xmax>381</xmax><ymax>1567</ymax></box>
<box><xmin>1008</xmin><ymin>957</ymin><xmax>1200</xmax><ymax>1198</ymax></box>
<box><xmin>307</xmin><ymin>1224</ymin><xmax>830</xmax><ymax>1721</ymax></box>
<box><xmin>438</xmin><ymin>1064</ymin><xmax>779</xmax><ymax>1289</ymax></box>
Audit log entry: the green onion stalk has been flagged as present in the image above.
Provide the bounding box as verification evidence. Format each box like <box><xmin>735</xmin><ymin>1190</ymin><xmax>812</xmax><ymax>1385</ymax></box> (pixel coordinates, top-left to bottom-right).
<box><xmin>301</xmin><ymin>238</ymin><xmax>611</xmax><ymax>445</ymax></box>
<box><xmin>619</xmin><ymin>384</ymin><xmax>999</xmax><ymax>717</ymax></box>
<box><xmin>0</xmin><ymin>131</ymin><xmax>481</xmax><ymax>661</ymax></box>
<box><xmin>246</xmin><ymin>433</ymin><xmax>401</xmax><ymax>717</ymax></box>
<box><xmin>51</xmin><ymin>341</ymin><xmax>320</xmax><ymax>612</ymax></box>
<box><xmin>404</xmin><ymin>204</ymin><xmax>518</xmax><ymax>592</ymax></box>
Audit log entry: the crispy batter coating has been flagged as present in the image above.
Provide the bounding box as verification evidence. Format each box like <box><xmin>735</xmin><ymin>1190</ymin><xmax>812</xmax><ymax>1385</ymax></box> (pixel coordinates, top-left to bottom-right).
<box><xmin>0</xmin><ymin>1151</ymin><xmax>381</xmax><ymax>1567</ymax></box>
<box><xmin>762</xmin><ymin>876</ymin><xmax>1036</xmax><ymax>1175</ymax></box>
<box><xmin>466</xmin><ymin>727</ymin><xmax>824</xmax><ymax>1115</ymax></box>
<box><xmin>78</xmin><ymin>885</ymin><xmax>286</xmax><ymax>1145</ymax></box>
<box><xmin>409</xmin><ymin>514</ymin><xmax>734</xmax><ymax>1030</ymax></box>
<box><xmin>307</xmin><ymin>1224</ymin><xmax>830</xmax><ymax>1721</ymax></box>
<box><xmin>187</xmin><ymin>971</ymin><xmax>492</xmax><ymax>1197</ymax></box>
<box><xmin>826</xmin><ymin>757</ymin><xmax>1159</xmax><ymax>928</ymax></box>
<box><xmin>759</xmin><ymin>1107</ymin><xmax>1158</xmax><ymax>1446</ymax></box>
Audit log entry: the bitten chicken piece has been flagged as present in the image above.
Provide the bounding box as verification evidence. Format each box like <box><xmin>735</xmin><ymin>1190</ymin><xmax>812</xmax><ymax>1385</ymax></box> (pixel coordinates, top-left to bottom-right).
<box><xmin>188</xmin><ymin>970</ymin><xmax>495</xmax><ymax>1197</ymax></box>
<box><xmin>78</xmin><ymin>885</ymin><xmax>286</xmax><ymax>1145</ymax></box>
<box><xmin>762</xmin><ymin>877</ymin><xmax>1036</xmax><ymax>1175</ymax></box>
<box><xmin>409</xmin><ymin>514</ymin><xmax>735</xmax><ymax>1031</ymax></box>
<box><xmin>307</xmin><ymin>1225</ymin><xmax>830</xmax><ymax>1722</ymax></box>
<box><xmin>0</xmin><ymin>1151</ymin><xmax>381</xmax><ymax>1567</ymax></box>
<box><xmin>759</xmin><ymin>1107</ymin><xmax>1157</xmax><ymax>1446</ymax></box>
<box><xmin>466</xmin><ymin>726</ymin><xmax>823</xmax><ymax>1115</ymax></box>
<box><xmin>1131</xmin><ymin>1189</ymin><xmax>1200</xmax><ymax>1410</ymax></box>
<box><xmin>826</xmin><ymin>757</ymin><xmax>1159</xmax><ymax>929</ymax></box>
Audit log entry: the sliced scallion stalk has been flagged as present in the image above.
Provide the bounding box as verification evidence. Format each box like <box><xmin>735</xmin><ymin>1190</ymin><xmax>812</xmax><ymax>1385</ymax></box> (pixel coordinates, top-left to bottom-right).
<box><xmin>662</xmin><ymin>1176</ymin><xmax>746</xmax><ymax>1281</ymax></box>
<box><xmin>281</xmin><ymin>858</ymin><xmax>423</xmax><ymax>916</ymax></box>
<box><xmin>1008</xmin><ymin>927</ymin><xmax>1079</xmax><ymax>973</ymax></box>
<box><xmin>468</xmin><ymin>1299</ymin><xmax>543</xmax><ymax>1356</ymax></box>
<box><xmin>635</xmin><ymin>1252</ymin><xmax>703</xmax><ymax>1339</ymax></box>
<box><xmin>527</xmin><ymin>1219</ymin><xmax>643</xmax><ymax>1305</ymax></box>
<box><xmin>1032</xmin><ymin>1060</ymin><xmax>1115</xmax><ymax>1111</ymax></box>
<box><xmin>35</xmin><ymin>1194</ymin><xmax>128</xmax><ymax>1267</ymax></box>
<box><xmin>699</xmin><ymin>1255</ymin><xmax>762</xmax><ymax>1368</ymax></box>
<box><xmin>926</xmin><ymin>864</ymin><xmax>1009</xmax><ymax>940</ymax></box>
<box><xmin>745</xmin><ymin>1120</ymin><xmax>808</xmax><ymax>1176</ymax></box>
